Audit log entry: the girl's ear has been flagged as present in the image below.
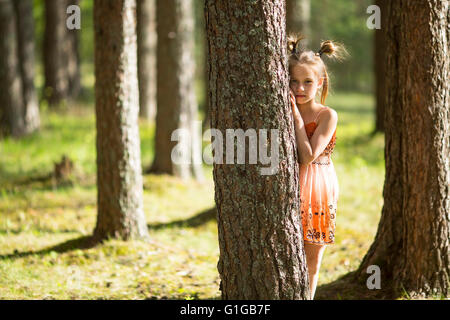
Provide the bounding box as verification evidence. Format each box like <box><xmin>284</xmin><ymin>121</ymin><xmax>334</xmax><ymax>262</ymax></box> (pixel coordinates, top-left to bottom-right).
<box><xmin>317</xmin><ymin>77</ymin><xmax>324</xmax><ymax>89</ymax></box>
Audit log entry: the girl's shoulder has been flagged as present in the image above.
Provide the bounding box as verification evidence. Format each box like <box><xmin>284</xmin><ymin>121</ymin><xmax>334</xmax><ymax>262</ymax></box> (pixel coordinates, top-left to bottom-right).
<box><xmin>317</xmin><ymin>104</ymin><xmax>338</xmax><ymax>122</ymax></box>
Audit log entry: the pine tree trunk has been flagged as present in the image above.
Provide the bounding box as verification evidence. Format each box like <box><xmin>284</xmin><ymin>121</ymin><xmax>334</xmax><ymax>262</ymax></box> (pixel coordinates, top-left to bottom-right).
<box><xmin>43</xmin><ymin>0</ymin><xmax>69</xmax><ymax>106</ymax></box>
<box><xmin>286</xmin><ymin>0</ymin><xmax>310</xmax><ymax>44</ymax></box>
<box><xmin>0</xmin><ymin>0</ymin><xmax>24</xmax><ymax>137</ymax></box>
<box><xmin>66</xmin><ymin>0</ymin><xmax>81</xmax><ymax>99</ymax></box>
<box><xmin>150</xmin><ymin>0</ymin><xmax>203</xmax><ymax>180</ymax></box>
<box><xmin>374</xmin><ymin>0</ymin><xmax>386</xmax><ymax>133</ymax></box>
<box><xmin>137</xmin><ymin>0</ymin><xmax>157</xmax><ymax>120</ymax></box>
<box><xmin>205</xmin><ymin>0</ymin><xmax>310</xmax><ymax>299</ymax></box>
<box><xmin>355</xmin><ymin>0</ymin><xmax>449</xmax><ymax>298</ymax></box>
<box><xmin>93</xmin><ymin>0</ymin><xmax>149</xmax><ymax>241</ymax></box>
<box><xmin>14</xmin><ymin>0</ymin><xmax>40</xmax><ymax>134</ymax></box>
<box><xmin>200</xmin><ymin>1</ymin><xmax>210</xmax><ymax>131</ymax></box>
<box><xmin>202</xmin><ymin>39</ymin><xmax>211</xmax><ymax>131</ymax></box>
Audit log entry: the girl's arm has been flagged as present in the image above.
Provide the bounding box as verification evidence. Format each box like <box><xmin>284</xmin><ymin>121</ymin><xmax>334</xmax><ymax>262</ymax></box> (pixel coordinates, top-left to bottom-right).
<box><xmin>290</xmin><ymin>93</ymin><xmax>338</xmax><ymax>165</ymax></box>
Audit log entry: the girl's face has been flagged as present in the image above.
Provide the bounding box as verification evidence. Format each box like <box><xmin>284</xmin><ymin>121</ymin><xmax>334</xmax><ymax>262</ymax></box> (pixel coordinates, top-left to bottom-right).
<box><xmin>289</xmin><ymin>64</ymin><xmax>323</xmax><ymax>105</ymax></box>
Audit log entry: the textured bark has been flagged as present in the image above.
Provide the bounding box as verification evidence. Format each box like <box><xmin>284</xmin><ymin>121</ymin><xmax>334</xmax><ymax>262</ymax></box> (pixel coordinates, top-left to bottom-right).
<box><xmin>205</xmin><ymin>0</ymin><xmax>310</xmax><ymax>299</ymax></box>
<box><xmin>0</xmin><ymin>0</ymin><xmax>24</xmax><ymax>137</ymax></box>
<box><xmin>286</xmin><ymin>0</ymin><xmax>310</xmax><ymax>44</ymax></box>
<box><xmin>43</xmin><ymin>0</ymin><xmax>70</xmax><ymax>106</ymax></box>
<box><xmin>355</xmin><ymin>0</ymin><xmax>449</xmax><ymax>298</ymax></box>
<box><xmin>14</xmin><ymin>0</ymin><xmax>40</xmax><ymax>134</ymax></box>
<box><xmin>201</xmin><ymin>2</ymin><xmax>210</xmax><ymax>131</ymax></box>
<box><xmin>66</xmin><ymin>0</ymin><xmax>81</xmax><ymax>99</ymax></box>
<box><xmin>137</xmin><ymin>0</ymin><xmax>157</xmax><ymax>120</ymax></box>
<box><xmin>93</xmin><ymin>0</ymin><xmax>149</xmax><ymax>241</ymax></box>
<box><xmin>374</xmin><ymin>0</ymin><xmax>386</xmax><ymax>133</ymax></box>
<box><xmin>150</xmin><ymin>0</ymin><xmax>203</xmax><ymax>180</ymax></box>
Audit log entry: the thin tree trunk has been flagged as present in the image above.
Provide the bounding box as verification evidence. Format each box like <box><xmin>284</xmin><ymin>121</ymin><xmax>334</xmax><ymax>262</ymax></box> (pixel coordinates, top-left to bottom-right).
<box><xmin>286</xmin><ymin>0</ymin><xmax>310</xmax><ymax>44</ymax></box>
<box><xmin>66</xmin><ymin>0</ymin><xmax>81</xmax><ymax>99</ymax></box>
<box><xmin>14</xmin><ymin>0</ymin><xmax>40</xmax><ymax>134</ymax></box>
<box><xmin>374</xmin><ymin>0</ymin><xmax>386</xmax><ymax>133</ymax></box>
<box><xmin>43</xmin><ymin>0</ymin><xmax>69</xmax><ymax>106</ymax></box>
<box><xmin>137</xmin><ymin>0</ymin><xmax>157</xmax><ymax>120</ymax></box>
<box><xmin>149</xmin><ymin>0</ymin><xmax>203</xmax><ymax>180</ymax></box>
<box><xmin>205</xmin><ymin>0</ymin><xmax>310</xmax><ymax>299</ymax></box>
<box><xmin>355</xmin><ymin>0</ymin><xmax>449</xmax><ymax>298</ymax></box>
<box><xmin>200</xmin><ymin>1</ymin><xmax>210</xmax><ymax>131</ymax></box>
<box><xmin>0</xmin><ymin>0</ymin><xmax>24</xmax><ymax>137</ymax></box>
<box><xmin>93</xmin><ymin>0</ymin><xmax>149</xmax><ymax>241</ymax></box>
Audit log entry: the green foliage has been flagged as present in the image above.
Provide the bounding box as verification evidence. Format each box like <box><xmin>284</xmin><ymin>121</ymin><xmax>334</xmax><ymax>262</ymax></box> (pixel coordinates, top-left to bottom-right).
<box><xmin>310</xmin><ymin>0</ymin><xmax>374</xmax><ymax>93</ymax></box>
<box><xmin>31</xmin><ymin>0</ymin><xmax>374</xmax><ymax>110</ymax></box>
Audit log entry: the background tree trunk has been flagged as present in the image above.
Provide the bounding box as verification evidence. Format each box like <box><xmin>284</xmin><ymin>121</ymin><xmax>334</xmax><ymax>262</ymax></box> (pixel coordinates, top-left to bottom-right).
<box><xmin>14</xmin><ymin>0</ymin><xmax>40</xmax><ymax>135</ymax></box>
<box><xmin>137</xmin><ymin>0</ymin><xmax>157</xmax><ymax>120</ymax></box>
<box><xmin>66</xmin><ymin>0</ymin><xmax>81</xmax><ymax>100</ymax></box>
<box><xmin>286</xmin><ymin>0</ymin><xmax>310</xmax><ymax>45</ymax></box>
<box><xmin>205</xmin><ymin>0</ymin><xmax>310</xmax><ymax>299</ymax></box>
<box><xmin>373</xmin><ymin>0</ymin><xmax>386</xmax><ymax>133</ymax></box>
<box><xmin>200</xmin><ymin>0</ymin><xmax>210</xmax><ymax>132</ymax></box>
<box><xmin>0</xmin><ymin>0</ymin><xmax>25</xmax><ymax>137</ymax></box>
<box><xmin>43</xmin><ymin>0</ymin><xmax>69</xmax><ymax>106</ymax></box>
<box><xmin>355</xmin><ymin>0</ymin><xmax>449</xmax><ymax>298</ymax></box>
<box><xmin>93</xmin><ymin>0</ymin><xmax>149</xmax><ymax>242</ymax></box>
<box><xmin>149</xmin><ymin>0</ymin><xmax>203</xmax><ymax>180</ymax></box>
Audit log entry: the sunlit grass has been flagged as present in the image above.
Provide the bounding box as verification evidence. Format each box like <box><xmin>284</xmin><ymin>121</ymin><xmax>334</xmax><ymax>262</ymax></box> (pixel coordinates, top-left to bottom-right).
<box><xmin>0</xmin><ymin>91</ymin><xmax>396</xmax><ymax>299</ymax></box>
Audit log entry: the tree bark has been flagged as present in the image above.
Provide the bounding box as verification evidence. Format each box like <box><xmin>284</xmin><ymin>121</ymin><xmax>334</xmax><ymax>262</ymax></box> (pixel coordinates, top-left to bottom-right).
<box><xmin>137</xmin><ymin>0</ymin><xmax>157</xmax><ymax>120</ymax></box>
<box><xmin>200</xmin><ymin>0</ymin><xmax>210</xmax><ymax>131</ymax></box>
<box><xmin>66</xmin><ymin>0</ymin><xmax>81</xmax><ymax>99</ymax></box>
<box><xmin>0</xmin><ymin>0</ymin><xmax>25</xmax><ymax>137</ymax></box>
<box><xmin>149</xmin><ymin>0</ymin><xmax>203</xmax><ymax>180</ymax></box>
<box><xmin>205</xmin><ymin>0</ymin><xmax>310</xmax><ymax>299</ymax></box>
<box><xmin>373</xmin><ymin>0</ymin><xmax>386</xmax><ymax>133</ymax></box>
<box><xmin>355</xmin><ymin>0</ymin><xmax>449</xmax><ymax>298</ymax></box>
<box><xmin>14</xmin><ymin>0</ymin><xmax>40</xmax><ymax>135</ymax></box>
<box><xmin>43</xmin><ymin>0</ymin><xmax>70</xmax><ymax>106</ymax></box>
<box><xmin>93</xmin><ymin>0</ymin><xmax>149</xmax><ymax>241</ymax></box>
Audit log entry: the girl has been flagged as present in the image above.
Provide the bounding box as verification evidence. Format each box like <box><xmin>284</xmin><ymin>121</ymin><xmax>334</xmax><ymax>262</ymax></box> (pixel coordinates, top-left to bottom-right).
<box><xmin>288</xmin><ymin>34</ymin><xmax>347</xmax><ymax>299</ymax></box>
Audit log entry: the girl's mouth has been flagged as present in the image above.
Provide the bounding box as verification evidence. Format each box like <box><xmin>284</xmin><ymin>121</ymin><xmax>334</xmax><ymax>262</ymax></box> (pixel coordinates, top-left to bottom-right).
<box><xmin>296</xmin><ymin>95</ymin><xmax>306</xmax><ymax>98</ymax></box>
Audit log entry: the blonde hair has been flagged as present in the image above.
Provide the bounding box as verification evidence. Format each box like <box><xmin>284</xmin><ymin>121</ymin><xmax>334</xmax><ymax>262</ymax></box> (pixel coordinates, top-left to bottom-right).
<box><xmin>287</xmin><ymin>33</ymin><xmax>348</xmax><ymax>105</ymax></box>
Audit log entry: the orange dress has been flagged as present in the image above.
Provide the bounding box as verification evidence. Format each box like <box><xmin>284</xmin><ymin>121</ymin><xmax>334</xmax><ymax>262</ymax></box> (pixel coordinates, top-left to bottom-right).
<box><xmin>299</xmin><ymin>107</ymin><xmax>339</xmax><ymax>245</ymax></box>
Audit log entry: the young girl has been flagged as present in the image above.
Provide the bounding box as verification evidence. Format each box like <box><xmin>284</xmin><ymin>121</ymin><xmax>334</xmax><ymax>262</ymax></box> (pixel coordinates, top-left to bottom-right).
<box><xmin>288</xmin><ymin>34</ymin><xmax>347</xmax><ymax>299</ymax></box>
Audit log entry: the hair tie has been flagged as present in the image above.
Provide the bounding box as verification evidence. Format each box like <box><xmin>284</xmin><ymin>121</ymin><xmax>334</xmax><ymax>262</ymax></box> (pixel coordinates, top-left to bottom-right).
<box><xmin>316</xmin><ymin>49</ymin><xmax>324</xmax><ymax>58</ymax></box>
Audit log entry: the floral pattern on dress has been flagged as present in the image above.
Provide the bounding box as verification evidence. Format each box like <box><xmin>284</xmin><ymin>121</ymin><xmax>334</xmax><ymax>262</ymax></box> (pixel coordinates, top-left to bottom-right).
<box><xmin>300</xmin><ymin>120</ymin><xmax>339</xmax><ymax>245</ymax></box>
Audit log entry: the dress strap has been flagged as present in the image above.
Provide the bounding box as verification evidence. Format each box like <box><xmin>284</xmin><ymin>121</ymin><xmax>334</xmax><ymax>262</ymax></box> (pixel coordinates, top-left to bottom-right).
<box><xmin>313</xmin><ymin>106</ymin><xmax>328</xmax><ymax>123</ymax></box>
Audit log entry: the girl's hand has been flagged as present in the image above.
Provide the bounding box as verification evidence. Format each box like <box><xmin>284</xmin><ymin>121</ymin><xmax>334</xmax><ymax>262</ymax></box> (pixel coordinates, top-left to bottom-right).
<box><xmin>289</xmin><ymin>90</ymin><xmax>303</xmax><ymax>124</ymax></box>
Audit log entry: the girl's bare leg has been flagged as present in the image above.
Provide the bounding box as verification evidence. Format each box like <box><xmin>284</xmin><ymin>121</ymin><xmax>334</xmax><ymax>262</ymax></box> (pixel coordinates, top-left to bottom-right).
<box><xmin>304</xmin><ymin>243</ymin><xmax>327</xmax><ymax>299</ymax></box>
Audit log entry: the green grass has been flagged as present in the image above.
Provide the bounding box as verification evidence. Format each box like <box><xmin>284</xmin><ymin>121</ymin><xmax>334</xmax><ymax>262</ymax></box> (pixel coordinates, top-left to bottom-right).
<box><xmin>0</xmin><ymin>91</ymin><xmax>397</xmax><ymax>300</ymax></box>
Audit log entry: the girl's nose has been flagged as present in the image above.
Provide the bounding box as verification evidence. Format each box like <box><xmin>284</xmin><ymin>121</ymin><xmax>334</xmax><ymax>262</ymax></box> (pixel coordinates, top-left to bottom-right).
<box><xmin>295</xmin><ymin>82</ymin><xmax>304</xmax><ymax>90</ymax></box>
<box><xmin>292</xmin><ymin>82</ymin><xmax>304</xmax><ymax>91</ymax></box>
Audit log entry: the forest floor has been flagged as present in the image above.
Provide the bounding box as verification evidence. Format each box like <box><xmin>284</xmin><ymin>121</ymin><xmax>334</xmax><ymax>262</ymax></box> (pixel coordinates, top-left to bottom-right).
<box><xmin>0</xmin><ymin>92</ymin><xmax>441</xmax><ymax>300</ymax></box>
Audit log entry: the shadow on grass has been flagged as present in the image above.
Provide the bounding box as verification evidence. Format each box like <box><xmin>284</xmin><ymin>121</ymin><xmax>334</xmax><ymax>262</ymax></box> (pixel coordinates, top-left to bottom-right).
<box><xmin>147</xmin><ymin>207</ymin><xmax>217</xmax><ymax>230</ymax></box>
<box><xmin>315</xmin><ymin>271</ymin><xmax>398</xmax><ymax>300</ymax></box>
<box><xmin>0</xmin><ymin>235</ymin><xmax>97</xmax><ymax>261</ymax></box>
<box><xmin>1</xmin><ymin>207</ymin><xmax>217</xmax><ymax>261</ymax></box>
